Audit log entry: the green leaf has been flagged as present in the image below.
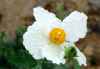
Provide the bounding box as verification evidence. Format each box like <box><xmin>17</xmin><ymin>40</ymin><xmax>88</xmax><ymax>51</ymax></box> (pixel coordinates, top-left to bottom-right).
<box><xmin>73</xmin><ymin>59</ymin><xmax>81</xmax><ymax>69</ymax></box>
<box><xmin>64</xmin><ymin>47</ymin><xmax>77</xmax><ymax>61</ymax></box>
<box><xmin>55</xmin><ymin>3</ymin><xmax>65</xmax><ymax>20</ymax></box>
<box><xmin>6</xmin><ymin>49</ymin><xmax>36</xmax><ymax>69</ymax></box>
<box><xmin>55</xmin><ymin>3</ymin><xmax>70</xmax><ymax>20</ymax></box>
<box><xmin>54</xmin><ymin>64</ymin><xmax>68</xmax><ymax>69</ymax></box>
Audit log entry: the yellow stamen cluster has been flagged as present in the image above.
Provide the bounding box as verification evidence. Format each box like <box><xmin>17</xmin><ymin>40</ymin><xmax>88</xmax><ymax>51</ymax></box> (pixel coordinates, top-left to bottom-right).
<box><xmin>49</xmin><ymin>28</ymin><xmax>66</xmax><ymax>45</ymax></box>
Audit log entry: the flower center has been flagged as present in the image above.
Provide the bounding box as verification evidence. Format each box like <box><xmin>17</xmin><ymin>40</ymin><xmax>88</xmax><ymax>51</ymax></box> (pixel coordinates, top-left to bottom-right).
<box><xmin>49</xmin><ymin>28</ymin><xmax>66</xmax><ymax>45</ymax></box>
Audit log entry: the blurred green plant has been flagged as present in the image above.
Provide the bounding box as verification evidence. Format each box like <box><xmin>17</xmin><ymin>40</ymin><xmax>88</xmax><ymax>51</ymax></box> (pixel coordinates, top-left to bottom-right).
<box><xmin>55</xmin><ymin>3</ymin><xmax>70</xmax><ymax>20</ymax></box>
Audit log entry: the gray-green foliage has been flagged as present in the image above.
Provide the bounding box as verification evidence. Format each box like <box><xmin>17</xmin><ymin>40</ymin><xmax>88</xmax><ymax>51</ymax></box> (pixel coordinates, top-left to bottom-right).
<box><xmin>55</xmin><ymin>3</ymin><xmax>70</xmax><ymax>20</ymax></box>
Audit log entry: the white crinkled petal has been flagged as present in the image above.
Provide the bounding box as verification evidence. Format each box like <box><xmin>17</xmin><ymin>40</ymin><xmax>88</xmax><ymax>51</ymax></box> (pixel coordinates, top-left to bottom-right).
<box><xmin>33</xmin><ymin>7</ymin><xmax>61</xmax><ymax>23</ymax></box>
<box><xmin>33</xmin><ymin>7</ymin><xmax>61</xmax><ymax>34</ymax></box>
<box><xmin>42</xmin><ymin>44</ymin><xmax>65</xmax><ymax>64</ymax></box>
<box><xmin>23</xmin><ymin>23</ymin><xmax>47</xmax><ymax>59</ymax></box>
<box><xmin>62</xmin><ymin>11</ymin><xmax>88</xmax><ymax>42</ymax></box>
<box><xmin>75</xmin><ymin>47</ymin><xmax>87</xmax><ymax>66</ymax></box>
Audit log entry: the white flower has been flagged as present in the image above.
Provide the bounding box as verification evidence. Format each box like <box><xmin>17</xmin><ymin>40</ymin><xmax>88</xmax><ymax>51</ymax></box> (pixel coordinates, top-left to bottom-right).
<box><xmin>23</xmin><ymin>7</ymin><xmax>87</xmax><ymax>65</ymax></box>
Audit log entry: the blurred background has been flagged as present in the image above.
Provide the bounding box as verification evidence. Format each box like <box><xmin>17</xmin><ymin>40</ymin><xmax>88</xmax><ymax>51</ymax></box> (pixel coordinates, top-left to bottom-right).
<box><xmin>0</xmin><ymin>0</ymin><xmax>100</xmax><ymax>69</ymax></box>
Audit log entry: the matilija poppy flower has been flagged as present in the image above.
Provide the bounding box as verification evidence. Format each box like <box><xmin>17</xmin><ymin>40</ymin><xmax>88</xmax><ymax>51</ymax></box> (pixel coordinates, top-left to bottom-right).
<box><xmin>23</xmin><ymin>7</ymin><xmax>87</xmax><ymax>66</ymax></box>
